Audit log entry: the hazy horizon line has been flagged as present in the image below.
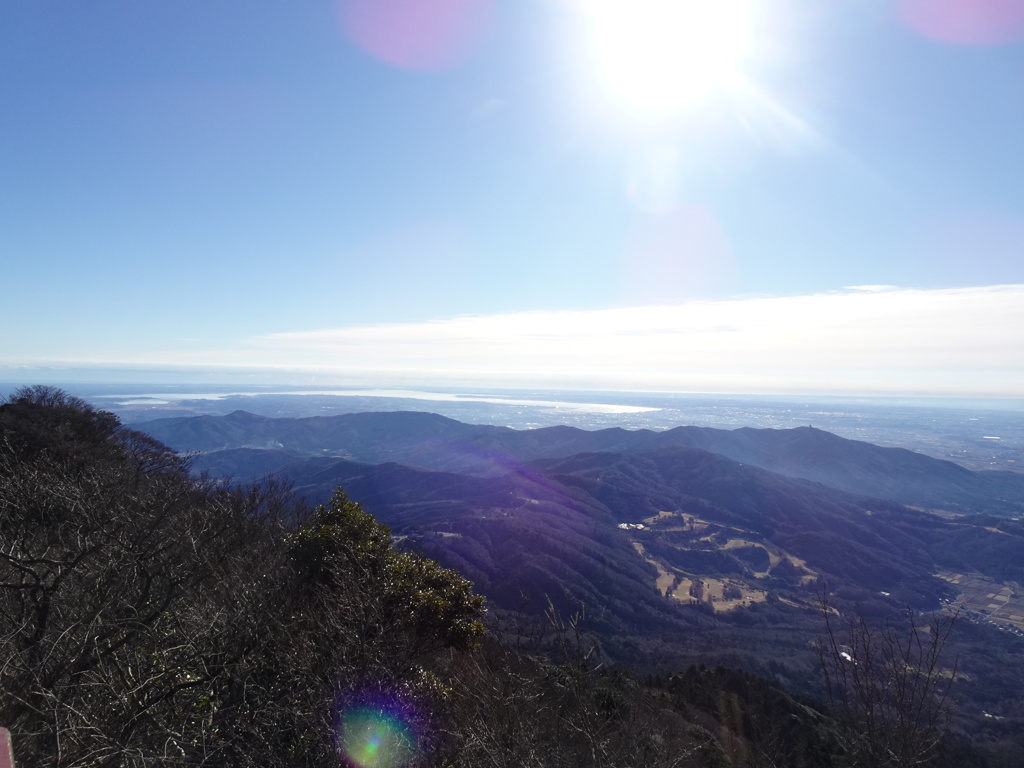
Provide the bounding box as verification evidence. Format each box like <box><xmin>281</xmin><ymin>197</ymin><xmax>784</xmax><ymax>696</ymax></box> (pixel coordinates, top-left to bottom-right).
<box><xmin>4</xmin><ymin>285</ymin><xmax>1023</xmax><ymax>402</ymax></box>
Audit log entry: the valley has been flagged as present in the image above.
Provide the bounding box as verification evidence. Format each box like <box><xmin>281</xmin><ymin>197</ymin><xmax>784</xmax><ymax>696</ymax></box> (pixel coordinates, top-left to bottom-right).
<box><xmin>939</xmin><ymin>571</ymin><xmax>1024</xmax><ymax>635</ymax></box>
<box><xmin>125</xmin><ymin>404</ymin><xmax>1024</xmax><ymax>757</ymax></box>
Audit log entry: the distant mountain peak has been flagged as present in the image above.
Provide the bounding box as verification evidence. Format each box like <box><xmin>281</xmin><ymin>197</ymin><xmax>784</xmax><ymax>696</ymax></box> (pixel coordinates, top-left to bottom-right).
<box><xmin>140</xmin><ymin>410</ymin><xmax>1024</xmax><ymax>516</ymax></box>
<box><xmin>224</xmin><ymin>410</ymin><xmax>263</xmax><ymax>421</ymax></box>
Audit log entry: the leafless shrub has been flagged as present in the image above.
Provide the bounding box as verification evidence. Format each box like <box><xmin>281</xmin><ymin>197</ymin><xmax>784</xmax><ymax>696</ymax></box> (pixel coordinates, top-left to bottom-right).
<box><xmin>815</xmin><ymin>596</ymin><xmax>959</xmax><ymax>768</ymax></box>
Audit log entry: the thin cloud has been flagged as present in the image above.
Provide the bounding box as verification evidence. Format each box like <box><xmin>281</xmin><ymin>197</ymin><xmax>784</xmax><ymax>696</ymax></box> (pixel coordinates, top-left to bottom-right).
<box><xmin>237</xmin><ymin>285</ymin><xmax>1024</xmax><ymax>396</ymax></box>
<box><xmin>7</xmin><ymin>286</ymin><xmax>1023</xmax><ymax>398</ymax></box>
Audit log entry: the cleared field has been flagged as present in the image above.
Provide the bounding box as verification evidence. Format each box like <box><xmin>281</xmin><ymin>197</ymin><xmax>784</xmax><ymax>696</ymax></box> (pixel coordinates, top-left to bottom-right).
<box><xmin>628</xmin><ymin>510</ymin><xmax>820</xmax><ymax>609</ymax></box>
<box><xmin>632</xmin><ymin>541</ymin><xmax>676</xmax><ymax>596</ymax></box>
<box><xmin>690</xmin><ymin>577</ymin><xmax>768</xmax><ymax>612</ymax></box>
<box><xmin>670</xmin><ymin>577</ymin><xmax>696</xmax><ymax>603</ymax></box>
<box><xmin>629</xmin><ymin>539</ymin><xmax>767</xmax><ymax>611</ymax></box>
<box><xmin>937</xmin><ymin>570</ymin><xmax>1024</xmax><ymax>632</ymax></box>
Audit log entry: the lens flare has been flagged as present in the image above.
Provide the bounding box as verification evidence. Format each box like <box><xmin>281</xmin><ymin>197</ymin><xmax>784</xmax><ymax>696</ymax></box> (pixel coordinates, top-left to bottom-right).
<box><xmin>581</xmin><ymin>0</ymin><xmax>754</xmax><ymax>120</ymax></box>
<box><xmin>338</xmin><ymin>0</ymin><xmax>494</xmax><ymax>71</ymax></box>
<box><xmin>338</xmin><ymin>705</ymin><xmax>416</xmax><ymax>768</ymax></box>
<box><xmin>898</xmin><ymin>0</ymin><xmax>1024</xmax><ymax>45</ymax></box>
<box><xmin>620</xmin><ymin>206</ymin><xmax>736</xmax><ymax>302</ymax></box>
<box><xmin>625</xmin><ymin>143</ymin><xmax>682</xmax><ymax>215</ymax></box>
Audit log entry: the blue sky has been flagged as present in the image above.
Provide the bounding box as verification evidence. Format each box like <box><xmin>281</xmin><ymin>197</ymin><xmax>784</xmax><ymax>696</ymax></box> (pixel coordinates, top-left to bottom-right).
<box><xmin>3</xmin><ymin>1</ymin><xmax>1023</xmax><ymax>397</ymax></box>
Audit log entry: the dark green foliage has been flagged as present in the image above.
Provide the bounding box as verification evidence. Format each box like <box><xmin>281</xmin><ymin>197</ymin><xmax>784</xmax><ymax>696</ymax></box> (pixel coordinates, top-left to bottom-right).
<box><xmin>289</xmin><ymin>488</ymin><xmax>486</xmax><ymax>656</ymax></box>
<box><xmin>289</xmin><ymin>488</ymin><xmax>394</xmax><ymax>583</ymax></box>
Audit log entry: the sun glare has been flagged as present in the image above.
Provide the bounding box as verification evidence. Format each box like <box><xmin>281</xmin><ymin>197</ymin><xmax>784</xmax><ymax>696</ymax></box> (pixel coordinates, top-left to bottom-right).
<box><xmin>582</xmin><ymin>0</ymin><xmax>754</xmax><ymax>121</ymax></box>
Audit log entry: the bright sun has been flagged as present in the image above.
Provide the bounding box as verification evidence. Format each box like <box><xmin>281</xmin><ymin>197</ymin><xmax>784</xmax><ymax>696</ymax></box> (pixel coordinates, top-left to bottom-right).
<box><xmin>582</xmin><ymin>0</ymin><xmax>754</xmax><ymax>121</ymax></box>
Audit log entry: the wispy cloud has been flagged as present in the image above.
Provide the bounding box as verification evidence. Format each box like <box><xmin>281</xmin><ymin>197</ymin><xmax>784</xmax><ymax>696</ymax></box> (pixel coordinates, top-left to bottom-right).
<box><xmin>7</xmin><ymin>286</ymin><xmax>1024</xmax><ymax>397</ymax></box>
<box><xmin>242</xmin><ymin>284</ymin><xmax>1024</xmax><ymax>396</ymax></box>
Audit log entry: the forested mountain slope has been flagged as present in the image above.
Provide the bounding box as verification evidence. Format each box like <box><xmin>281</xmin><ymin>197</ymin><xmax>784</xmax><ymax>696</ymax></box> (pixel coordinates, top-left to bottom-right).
<box><xmin>3</xmin><ymin>388</ymin><xmax>1014</xmax><ymax>765</ymax></box>
<box><xmin>147</xmin><ymin>411</ymin><xmax>1024</xmax><ymax>760</ymax></box>
<box><xmin>264</xmin><ymin>446</ymin><xmax>1024</xmax><ymax>627</ymax></box>
<box><xmin>142</xmin><ymin>409</ymin><xmax>1024</xmax><ymax>515</ymax></box>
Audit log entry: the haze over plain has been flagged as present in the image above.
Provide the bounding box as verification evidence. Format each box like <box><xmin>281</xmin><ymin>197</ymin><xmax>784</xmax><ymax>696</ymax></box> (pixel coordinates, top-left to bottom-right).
<box><xmin>3</xmin><ymin>1</ymin><xmax>1023</xmax><ymax>397</ymax></box>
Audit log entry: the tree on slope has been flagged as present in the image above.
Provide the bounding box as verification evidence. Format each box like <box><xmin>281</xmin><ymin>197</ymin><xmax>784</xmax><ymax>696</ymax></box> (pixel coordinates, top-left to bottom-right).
<box><xmin>816</xmin><ymin>599</ymin><xmax>959</xmax><ymax>768</ymax></box>
<box><xmin>0</xmin><ymin>387</ymin><xmax>485</xmax><ymax>766</ymax></box>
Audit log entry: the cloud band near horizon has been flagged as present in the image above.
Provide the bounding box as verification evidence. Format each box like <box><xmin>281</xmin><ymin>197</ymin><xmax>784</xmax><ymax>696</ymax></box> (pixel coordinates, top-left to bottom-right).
<box><xmin>5</xmin><ymin>285</ymin><xmax>1023</xmax><ymax>398</ymax></box>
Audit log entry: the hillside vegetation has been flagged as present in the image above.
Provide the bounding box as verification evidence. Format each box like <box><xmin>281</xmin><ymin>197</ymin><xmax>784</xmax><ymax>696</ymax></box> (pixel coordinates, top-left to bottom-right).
<box><xmin>0</xmin><ymin>388</ymin><xmax>999</xmax><ymax>766</ymax></box>
<box><xmin>141</xmin><ymin>409</ymin><xmax>1024</xmax><ymax>517</ymax></box>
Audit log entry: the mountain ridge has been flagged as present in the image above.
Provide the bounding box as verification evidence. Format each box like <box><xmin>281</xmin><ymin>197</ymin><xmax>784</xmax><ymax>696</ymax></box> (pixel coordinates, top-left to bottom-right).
<box><xmin>139</xmin><ymin>410</ymin><xmax>1024</xmax><ymax>516</ymax></box>
<box><xmin>134</xmin><ymin>408</ymin><xmax>1024</xmax><ymax>751</ymax></box>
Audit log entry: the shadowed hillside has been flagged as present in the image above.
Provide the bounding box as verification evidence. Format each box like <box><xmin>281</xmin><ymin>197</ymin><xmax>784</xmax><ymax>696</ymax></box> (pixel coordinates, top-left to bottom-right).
<box><xmin>142</xmin><ymin>410</ymin><xmax>1024</xmax><ymax>516</ymax></box>
<box><xmin>4</xmin><ymin>388</ymin><xmax>1016</xmax><ymax>765</ymax></box>
<box><xmin>267</xmin><ymin>446</ymin><xmax>1024</xmax><ymax>627</ymax></box>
